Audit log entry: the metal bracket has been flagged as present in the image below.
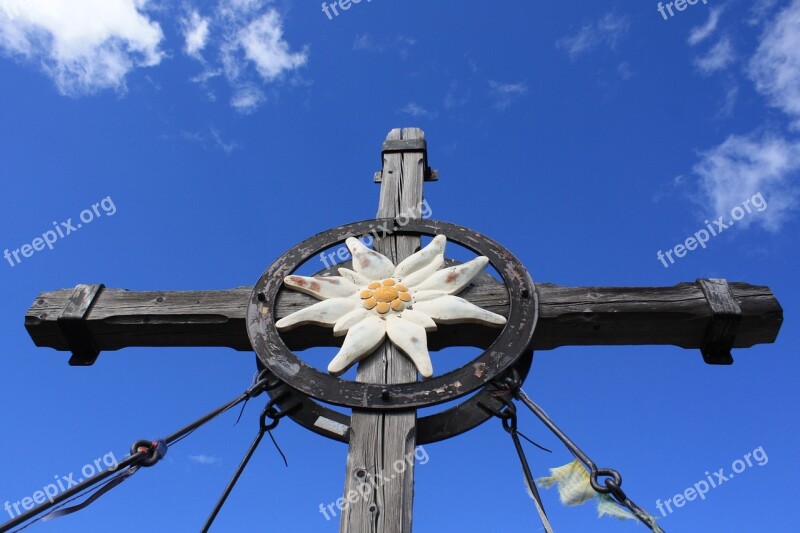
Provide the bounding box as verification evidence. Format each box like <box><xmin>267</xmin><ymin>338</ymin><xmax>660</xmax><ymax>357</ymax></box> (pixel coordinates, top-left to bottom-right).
<box><xmin>697</xmin><ymin>278</ymin><xmax>741</xmax><ymax>365</ymax></box>
<box><xmin>57</xmin><ymin>284</ymin><xmax>104</xmax><ymax>366</ymax></box>
<box><xmin>375</xmin><ymin>138</ymin><xmax>438</xmax><ymax>183</ymax></box>
<box><xmin>261</xmin><ymin>351</ymin><xmax>534</xmax><ymax>445</ymax></box>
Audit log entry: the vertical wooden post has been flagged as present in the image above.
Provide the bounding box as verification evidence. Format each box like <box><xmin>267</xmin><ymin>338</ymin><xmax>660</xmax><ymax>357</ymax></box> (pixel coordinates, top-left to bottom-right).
<box><xmin>340</xmin><ymin>128</ymin><xmax>428</xmax><ymax>532</ymax></box>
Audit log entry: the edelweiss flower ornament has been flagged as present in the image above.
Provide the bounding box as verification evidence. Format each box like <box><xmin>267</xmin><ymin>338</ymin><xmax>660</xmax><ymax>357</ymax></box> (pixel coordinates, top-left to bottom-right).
<box><xmin>275</xmin><ymin>235</ymin><xmax>506</xmax><ymax>378</ymax></box>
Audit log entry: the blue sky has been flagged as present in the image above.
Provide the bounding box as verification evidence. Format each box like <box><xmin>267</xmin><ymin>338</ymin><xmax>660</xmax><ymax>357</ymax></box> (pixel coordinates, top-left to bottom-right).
<box><xmin>0</xmin><ymin>0</ymin><xmax>798</xmax><ymax>531</ymax></box>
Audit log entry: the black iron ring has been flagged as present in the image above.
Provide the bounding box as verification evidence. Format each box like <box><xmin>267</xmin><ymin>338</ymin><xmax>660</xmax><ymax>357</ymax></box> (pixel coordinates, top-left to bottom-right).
<box><xmin>247</xmin><ymin>219</ymin><xmax>538</xmax><ymax>410</ymax></box>
<box><xmin>591</xmin><ymin>469</ymin><xmax>623</xmax><ymax>494</ymax></box>
<box><xmin>260</xmin><ymin>351</ymin><xmax>534</xmax><ymax>444</ymax></box>
<box><xmin>131</xmin><ymin>440</ymin><xmax>162</xmax><ymax>468</ymax></box>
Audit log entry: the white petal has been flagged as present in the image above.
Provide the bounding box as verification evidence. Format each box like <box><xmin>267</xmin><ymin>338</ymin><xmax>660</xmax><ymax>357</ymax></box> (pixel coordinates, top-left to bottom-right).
<box><xmin>393</xmin><ymin>235</ymin><xmax>446</xmax><ymax>285</ymax></box>
<box><xmin>412</xmin><ymin>295</ymin><xmax>507</xmax><ymax>326</ymax></box>
<box><xmin>396</xmin><ymin>309</ymin><xmax>437</xmax><ymax>331</ymax></box>
<box><xmin>275</xmin><ymin>298</ymin><xmax>360</xmax><ymax>330</ymax></box>
<box><xmin>328</xmin><ymin>316</ymin><xmax>387</xmax><ymax>376</ymax></box>
<box><xmin>346</xmin><ymin>238</ymin><xmax>395</xmax><ymax>280</ymax></box>
<box><xmin>412</xmin><ymin>290</ymin><xmax>447</xmax><ymax>303</ymax></box>
<box><xmin>284</xmin><ymin>275</ymin><xmax>359</xmax><ymax>300</ymax></box>
<box><xmin>338</xmin><ymin>267</ymin><xmax>370</xmax><ymax>286</ymax></box>
<box><xmin>386</xmin><ymin>315</ymin><xmax>433</xmax><ymax>378</ymax></box>
<box><xmin>333</xmin><ymin>308</ymin><xmax>372</xmax><ymax>337</ymax></box>
<box><xmin>412</xmin><ymin>256</ymin><xmax>490</xmax><ymax>294</ymax></box>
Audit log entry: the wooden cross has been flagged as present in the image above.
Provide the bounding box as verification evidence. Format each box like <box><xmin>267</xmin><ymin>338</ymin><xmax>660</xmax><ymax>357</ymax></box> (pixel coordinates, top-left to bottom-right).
<box><xmin>24</xmin><ymin>128</ymin><xmax>783</xmax><ymax>532</ymax></box>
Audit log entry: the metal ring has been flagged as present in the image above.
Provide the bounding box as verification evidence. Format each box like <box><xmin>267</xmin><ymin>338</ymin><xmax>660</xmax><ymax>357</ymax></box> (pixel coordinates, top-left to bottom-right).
<box><xmin>261</xmin><ymin>351</ymin><xmax>534</xmax><ymax>444</ymax></box>
<box><xmin>247</xmin><ymin>219</ymin><xmax>538</xmax><ymax>410</ymax></box>
<box><xmin>131</xmin><ymin>440</ymin><xmax>161</xmax><ymax>468</ymax></box>
<box><xmin>591</xmin><ymin>469</ymin><xmax>623</xmax><ymax>494</ymax></box>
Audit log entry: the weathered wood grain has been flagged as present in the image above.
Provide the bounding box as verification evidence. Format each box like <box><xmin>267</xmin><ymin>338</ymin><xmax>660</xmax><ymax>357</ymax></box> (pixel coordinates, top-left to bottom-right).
<box><xmin>341</xmin><ymin>128</ymin><xmax>422</xmax><ymax>533</ymax></box>
<box><xmin>25</xmin><ymin>280</ymin><xmax>782</xmax><ymax>356</ymax></box>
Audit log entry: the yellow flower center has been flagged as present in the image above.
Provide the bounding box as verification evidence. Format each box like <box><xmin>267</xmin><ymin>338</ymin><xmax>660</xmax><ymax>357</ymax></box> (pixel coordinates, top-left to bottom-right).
<box><xmin>374</xmin><ymin>286</ymin><xmax>399</xmax><ymax>302</ymax></box>
<box><xmin>360</xmin><ymin>279</ymin><xmax>411</xmax><ymax>314</ymax></box>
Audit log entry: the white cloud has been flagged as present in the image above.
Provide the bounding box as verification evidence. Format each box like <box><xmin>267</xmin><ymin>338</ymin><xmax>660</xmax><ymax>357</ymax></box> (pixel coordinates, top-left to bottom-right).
<box><xmin>688</xmin><ymin>7</ymin><xmax>723</xmax><ymax>46</ymax></box>
<box><xmin>190</xmin><ymin>68</ymin><xmax>222</xmax><ymax>84</ymax></box>
<box><xmin>694</xmin><ymin>132</ymin><xmax>800</xmax><ymax>231</ymax></box>
<box><xmin>236</xmin><ymin>9</ymin><xmax>307</xmax><ymax>82</ymax></box>
<box><xmin>218</xmin><ymin>0</ymin><xmax>264</xmax><ymax>21</ymax></box>
<box><xmin>0</xmin><ymin>0</ymin><xmax>163</xmax><ymax>96</ymax></box>
<box><xmin>694</xmin><ymin>37</ymin><xmax>735</xmax><ymax>76</ymax></box>
<box><xmin>188</xmin><ymin>454</ymin><xmax>221</xmax><ymax>465</ymax></box>
<box><xmin>749</xmin><ymin>0</ymin><xmax>800</xmax><ymax>129</ymax></box>
<box><xmin>748</xmin><ymin>0</ymin><xmax>779</xmax><ymax>26</ymax></box>
<box><xmin>488</xmin><ymin>80</ymin><xmax>528</xmax><ymax>110</ymax></box>
<box><xmin>230</xmin><ymin>84</ymin><xmax>265</xmax><ymax>114</ymax></box>
<box><xmin>556</xmin><ymin>13</ymin><xmax>628</xmax><ymax>60</ymax></box>
<box><xmin>398</xmin><ymin>102</ymin><xmax>435</xmax><ymax>119</ymax></box>
<box><xmin>182</xmin><ymin>10</ymin><xmax>210</xmax><ymax>59</ymax></box>
<box><xmin>185</xmin><ymin>3</ymin><xmax>307</xmax><ymax>112</ymax></box>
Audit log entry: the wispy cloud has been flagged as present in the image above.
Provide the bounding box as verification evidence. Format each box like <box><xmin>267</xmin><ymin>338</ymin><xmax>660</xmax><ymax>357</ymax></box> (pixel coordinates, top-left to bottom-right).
<box><xmin>236</xmin><ymin>10</ymin><xmax>307</xmax><ymax>82</ymax></box>
<box><xmin>444</xmin><ymin>80</ymin><xmax>469</xmax><ymax>109</ymax></box>
<box><xmin>717</xmin><ymin>84</ymin><xmax>739</xmax><ymax>118</ymax></box>
<box><xmin>748</xmin><ymin>0</ymin><xmax>800</xmax><ymax>129</ymax></box>
<box><xmin>172</xmin><ymin>127</ymin><xmax>240</xmax><ymax>154</ymax></box>
<box><xmin>182</xmin><ymin>10</ymin><xmax>211</xmax><ymax>59</ymax></box>
<box><xmin>694</xmin><ymin>132</ymin><xmax>800</xmax><ymax>231</ymax></box>
<box><xmin>688</xmin><ymin>7</ymin><xmax>724</xmax><ymax>46</ymax></box>
<box><xmin>398</xmin><ymin>102</ymin><xmax>435</xmax><ymax>119</ymax></box>
<box><xmin>748</xmin><ymin>0</ymin><xmax>779</xmax><ymax>26</ymax></box>
<box><xmin>488</xmin><ymin>80</ymin><xmax>528</xmax><ymax>110</ymax></box>
<box><xmin>353</xmin><ymin>34</ymin><xmax>415</xmax><ymax>58</ymax></box>
<box><xmin>689</xmin><ymin>0</ymin><xmax>800</xmax><ymax>233</ymax></box>
<box><xmin>353</xmin><ymin>33</ymin><xmax>379</xmax><ymax>52</ymax></box>
<box><xmin>189</xmin><ymin>454</ymin><xmax>221</xmax><ymax>465</ymax></box>
<box><xmin>185</xmin><ymin>1</ymin><xmax>308</xmax><ymax>113</ymax></box>
<box><xmin>617</xmin><ymin>62</ymin><xmax>633</xmax><ymax>80</ymax></box>
<box><xmin>230</xmin><ymin>84</ymin><xmax>266</xmax><ymax>114</ymax></box>
<box><xmin>556</xmin><ymin>13</ymin><xmax>629</xmax><ymax>60</ymax></box>
<box><xmin>210</xmin><ymin>128</ymin><xmax>239</xmax><ymax>153</ymax></box>
<box><xmin>0</xmin><ymin>0</ymin><xmax>163</xmax><ymax>96</ymax></box>
<box><xmin>190</xmin><ymin>68</ymin><xmax>222</xmax><ymax>85</ymax></box>
<box><xmin>694</xmin><ymin>37</ymin><xmax>735</xmax><ymax>76</ymax></box>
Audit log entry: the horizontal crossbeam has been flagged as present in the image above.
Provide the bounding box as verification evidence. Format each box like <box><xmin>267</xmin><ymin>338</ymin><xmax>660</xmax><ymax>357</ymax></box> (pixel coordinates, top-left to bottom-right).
<box><xmin>24</xmin><ymin>278</ymin><xmax>782</xmax><ymax>365</ymax></box>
